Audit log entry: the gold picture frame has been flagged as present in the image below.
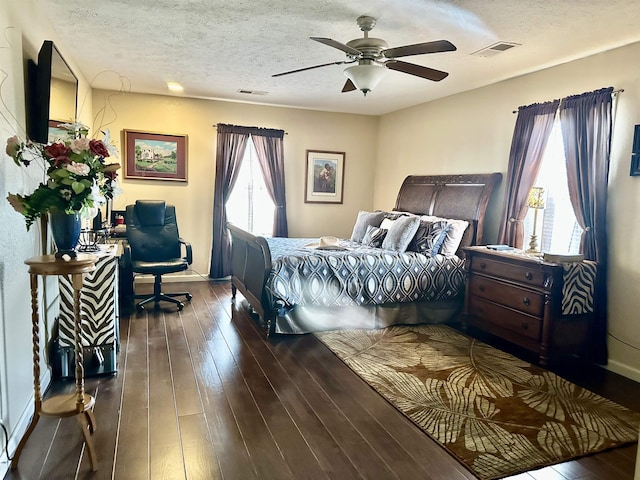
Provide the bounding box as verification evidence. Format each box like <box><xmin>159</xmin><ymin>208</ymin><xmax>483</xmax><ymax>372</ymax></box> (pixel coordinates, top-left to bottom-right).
<box><xmin>123</xmin><ymin>129</ymin><xmax>188</xmax><ymax>182</ymax></box>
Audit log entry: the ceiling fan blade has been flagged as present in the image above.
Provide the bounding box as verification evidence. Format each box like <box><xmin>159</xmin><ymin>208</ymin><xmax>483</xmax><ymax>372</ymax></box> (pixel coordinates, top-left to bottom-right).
<box><xmin>386</xmin><ymin>60</ymin><xmax>449</xmax><ymax>81</ymax></box>
<box><xmin>272</xmin><ymin>61</ymin><xmax>346</xmax><ymax>77</ymax></box>
<box><xmin>342</xmin><ymin>78</ymin><xmax>357</xmax><ymax>93</ymax></box>
<box><xmin>311</xmin><ymin>37</ymin><xmax>362</xmax><ymax>56</ymax></box>
<box><xmin>383</xmin><ymin>40</ymin><xmax>456</xmax><ymax>59</ymax></box>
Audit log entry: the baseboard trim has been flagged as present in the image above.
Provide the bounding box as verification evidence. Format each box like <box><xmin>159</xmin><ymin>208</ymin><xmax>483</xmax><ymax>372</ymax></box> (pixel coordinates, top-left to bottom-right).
<box><xmin>0</xmin><ymin>369</ymin><xmax>51</xmax><ymax>475</ymax></box>
<box><xmin>605</xmin><ymin>359</ymin><xmax>640</xmax><ymax>383</ymax></box>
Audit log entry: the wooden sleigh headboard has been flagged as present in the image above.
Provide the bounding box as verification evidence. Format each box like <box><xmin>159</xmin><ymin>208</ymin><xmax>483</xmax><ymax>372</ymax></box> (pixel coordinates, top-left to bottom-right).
<box><xmin>394</xmin><ymin>173</ymin><xmax>502</xmax><ymax>248</ymax></box>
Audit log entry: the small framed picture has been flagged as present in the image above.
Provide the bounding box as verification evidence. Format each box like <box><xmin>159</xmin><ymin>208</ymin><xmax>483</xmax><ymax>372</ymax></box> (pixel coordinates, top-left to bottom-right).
<box><xmin>304</xmin><ymin>150</ymin><xmax>345</xmax><ymax>204</ymax></box>
<box><xmin>123</xmin><ymin>130</ymin><xmax>188</xmax><ymax>182</ymax></box>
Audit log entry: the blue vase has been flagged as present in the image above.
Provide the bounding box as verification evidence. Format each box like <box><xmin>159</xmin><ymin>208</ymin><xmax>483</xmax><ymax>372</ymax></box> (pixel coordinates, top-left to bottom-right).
<box><xmin>49</xmin><ymin>211</ymin><xmax>81</xmax><ymax>258</ymax></box>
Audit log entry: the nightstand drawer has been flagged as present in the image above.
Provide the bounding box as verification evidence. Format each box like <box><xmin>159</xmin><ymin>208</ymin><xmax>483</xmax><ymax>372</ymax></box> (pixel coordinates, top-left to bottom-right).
<box><xmin>468</xmin><ymin>276</ymin><xmax>544</xmax><ymax>317</ymax></box>
<box><xmin>470</xmin><ymin>256</ymin><xmax>546</xmax><ymax>288</ymax></box>
<box><xmin>468</xmin><ymin>296</ymin><xmax>542</xmax><ymax>341</ymax></box>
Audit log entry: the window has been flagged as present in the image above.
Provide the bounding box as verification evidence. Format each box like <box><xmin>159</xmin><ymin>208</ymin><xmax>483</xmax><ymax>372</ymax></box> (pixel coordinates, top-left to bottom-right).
<box><xmin>523</xmin><ymin>120</ymin><xmax>583</xmax><ymax>254</ymax></box>
<box><xmin>226</xmin><ymin>137</ymin><xmax>275</xmax><ymax>237</ymax></box>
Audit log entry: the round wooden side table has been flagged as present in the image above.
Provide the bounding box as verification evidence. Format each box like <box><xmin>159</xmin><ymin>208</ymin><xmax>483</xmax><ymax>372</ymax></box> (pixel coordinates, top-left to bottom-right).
<box><xmin>11</xmin><ymin>254</ymin><xmax>99</xmax><ymax>471</ymax></box>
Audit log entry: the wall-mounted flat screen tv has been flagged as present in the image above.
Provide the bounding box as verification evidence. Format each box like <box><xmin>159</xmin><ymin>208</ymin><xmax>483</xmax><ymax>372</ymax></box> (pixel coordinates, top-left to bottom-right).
<box><xmin>26</xmin><ymin>40</ymin><xmax>78</xmax><ymax>144</ymax></box>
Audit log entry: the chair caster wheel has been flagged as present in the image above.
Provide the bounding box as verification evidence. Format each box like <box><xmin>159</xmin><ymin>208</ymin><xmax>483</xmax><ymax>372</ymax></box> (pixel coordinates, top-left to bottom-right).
<box><xmin>177</xmin><ymin>302</ymin><xmax>184</xmax><ymax>311</ymax></box>
<box><xmin>136</xmin><ymin>304</ymin><xmax>145</xmax><ymax>312</ymax></box>
<box><xmin>186</xmin><ymin>293</ymin><xmax>193</xmax><ymax>301</ymax></box>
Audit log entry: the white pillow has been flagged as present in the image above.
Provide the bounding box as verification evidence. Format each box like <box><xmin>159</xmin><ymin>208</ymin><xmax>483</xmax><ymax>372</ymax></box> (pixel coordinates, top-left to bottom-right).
<box><xmin>380</xmin><ymin>218</ymin><xmax>395</xmax><ymax>230</ymax></box>
<box><xmin>421</xmin><ymin>215</ymin><xmax>469</xmax><ymax>256</ymax></box>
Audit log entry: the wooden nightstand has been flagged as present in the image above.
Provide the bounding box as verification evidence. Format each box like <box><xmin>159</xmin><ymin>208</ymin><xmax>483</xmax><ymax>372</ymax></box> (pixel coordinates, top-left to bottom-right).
<box><xmin>462</xmin><ymin>246</ymin><xmax>596</xmax><ymax>365</ymax></box>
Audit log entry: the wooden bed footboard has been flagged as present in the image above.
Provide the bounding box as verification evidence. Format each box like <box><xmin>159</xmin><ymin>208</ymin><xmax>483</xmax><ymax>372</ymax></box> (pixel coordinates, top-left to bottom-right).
<box><xmin>227</xmin><ymin>223</ymin><xmax>274</xmax><ymax>330</ymax></box>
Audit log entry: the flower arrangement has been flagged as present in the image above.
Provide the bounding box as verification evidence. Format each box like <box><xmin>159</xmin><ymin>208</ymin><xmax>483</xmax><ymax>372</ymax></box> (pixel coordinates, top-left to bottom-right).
<box><xmin>5</xmin><ymin>124</ymin><xmax>121</xmax><ymax>230</ymax></box>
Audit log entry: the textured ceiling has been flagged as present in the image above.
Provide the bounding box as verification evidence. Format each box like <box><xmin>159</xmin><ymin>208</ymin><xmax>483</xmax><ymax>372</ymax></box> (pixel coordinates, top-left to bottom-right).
<box><xmin>36</xmin><ymin>0</ymin><xmax>640</xmax><ymax>116</ymax></box>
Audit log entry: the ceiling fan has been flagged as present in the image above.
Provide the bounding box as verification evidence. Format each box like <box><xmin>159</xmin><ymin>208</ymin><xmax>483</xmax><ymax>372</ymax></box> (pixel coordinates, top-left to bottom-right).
<box><xmin>273</xmin><ymin>15</ymin><xmax>457</xmax><ymax>96</ymax></box>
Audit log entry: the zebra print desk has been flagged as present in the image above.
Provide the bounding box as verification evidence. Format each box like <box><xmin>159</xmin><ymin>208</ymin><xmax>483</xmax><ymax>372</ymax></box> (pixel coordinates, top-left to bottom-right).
<box><xmin>462</xmin><ymin>246</ymin><xmax>596</xmax><ymax>365</ymax></box>
<box><xmin>57</xmin><ymin>244</ymin><xmax>119</xmax><ymax>377</ymax></box>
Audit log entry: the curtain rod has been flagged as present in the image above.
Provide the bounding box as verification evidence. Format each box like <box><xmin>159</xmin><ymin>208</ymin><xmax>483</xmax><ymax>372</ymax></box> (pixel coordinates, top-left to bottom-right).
<box><xmin>212</xmin><ymin>124</ymin><xmax>288</xmax><ymax>134</ymax></box>
<box><xmin>512</xmin><ymin>88</ymin><xmax>624</xmax><ymax>114</ymax></box>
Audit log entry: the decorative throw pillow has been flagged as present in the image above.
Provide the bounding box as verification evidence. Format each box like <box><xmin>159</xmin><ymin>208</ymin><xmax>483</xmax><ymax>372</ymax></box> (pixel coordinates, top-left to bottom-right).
<box><xmin>362</xmin><ymin>225</ymin><xmax>388</xmax><ymax>248</ymax></box>
<box><xmin>350</xmin><ymin>211</ymin><xmax>386</xmax><ymax>243</ymax></box>
<box><xmin>421</xmin><ymin>215</ymin><xmax>470</xmax><ymax>256</ymax></box>
<box><xmin>409</xmin><ymin>220</ymin><xmax>450</xmax><ymax>256</ymax></box>
<box><xmin>381</xmin><ymin>215</ymin><xmax>421</xmax><ymax>252</ymax></box>
<box><xmin>379</xmin><ymin>217</ymin><xmax>396</xmax><ymax>231</ymax></box>
<box><xmin>376</xmin><ymin>210</ymin><xmax>411</xmax><ymax>221</ymax></box>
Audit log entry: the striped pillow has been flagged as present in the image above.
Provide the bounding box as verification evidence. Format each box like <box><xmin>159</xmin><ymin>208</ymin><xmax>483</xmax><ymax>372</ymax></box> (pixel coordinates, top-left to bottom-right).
<box><xmin>362</xmin><ymin>225</ymin><xmax>388</xmax><ymax>248</ymax></box>
<box><xmin>409</xmin><ymin>220</ymin><xmax>450</xmax><ymax>256</ymax></box>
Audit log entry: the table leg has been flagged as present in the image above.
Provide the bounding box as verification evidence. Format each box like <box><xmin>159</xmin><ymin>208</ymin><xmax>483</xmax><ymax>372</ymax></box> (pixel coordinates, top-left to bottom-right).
<box><xmin>72</xmin><ymin>273</ymin><xmax>98</xmax><ymax>470</ymax></box>
<box><xmin>11</xmin><ymin>274</ymin><xmax>43</xmax><ymax>470</ymax></box>
<box><xmin>78</xmin><ymin>413</ymin><xmax>98</xmax><ymax>471</ymax></box>
<box><xmin>85</xmin><ymin>409</ymin><xmax>97</xmax><ymax>434</ymax></box>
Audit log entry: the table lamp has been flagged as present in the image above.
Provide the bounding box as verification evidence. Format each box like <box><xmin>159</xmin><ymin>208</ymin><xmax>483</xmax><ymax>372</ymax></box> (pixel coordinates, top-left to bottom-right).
<box><xmin>526</xmin><ymin>186</ymin><xmax>545</xmax><ymax>255</ymax></box>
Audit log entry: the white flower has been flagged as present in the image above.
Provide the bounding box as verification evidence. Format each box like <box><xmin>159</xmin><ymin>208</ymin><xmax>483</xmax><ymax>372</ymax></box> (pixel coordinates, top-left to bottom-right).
<box><xmin>110</xmin><ymin>179</ymin><xmax>124</xmax><ymax>197</ymax></box>
<box><xmin>101</xmin><ymin>129</ymin><xmax>120</xmax><ymax>159</ymax></box>
<box><xmin>88</xmin><ymin>181</ymin><xmax>106</xmax><ymax>206</ymax></box>
<box><xmin>66</xmin><ymin>161</ymin><xmax>91</xmax><ymax>175</ymax></box>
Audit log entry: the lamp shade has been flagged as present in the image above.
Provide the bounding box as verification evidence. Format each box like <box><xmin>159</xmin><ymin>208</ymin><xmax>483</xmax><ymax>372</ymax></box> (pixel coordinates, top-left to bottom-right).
<box><xmin>527</xmin><ymin>187</ymin><xmax>545</xmax><ymax>209</ymax></box>
<box><xmin>344</xmin><ymin>63</ymin><xmax>386</xmax><ymax>95</ymax></box>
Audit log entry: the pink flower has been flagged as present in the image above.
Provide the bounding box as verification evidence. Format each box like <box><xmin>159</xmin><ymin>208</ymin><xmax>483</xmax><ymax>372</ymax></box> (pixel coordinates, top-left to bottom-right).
<box><xmin>66</xmin><ymin>162</ymin><xmax>91</xmax><ymax>176</ymax></box>
<box><xmin>69</xmin><ymin>137</ymin><xmax>91</xmax><ymax>154</ymax></box>
<box><xmin>5</xmin><ymin>135</ymin><xmax>20</xmax><ymax>158</ymax></box>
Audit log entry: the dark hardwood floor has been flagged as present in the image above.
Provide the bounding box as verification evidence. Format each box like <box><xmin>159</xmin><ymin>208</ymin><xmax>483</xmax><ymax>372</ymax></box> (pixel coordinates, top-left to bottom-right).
<box><xmin>5</xmin><ymin>281</ymin><xmax>638</xmax><ymax>480</ymax></box>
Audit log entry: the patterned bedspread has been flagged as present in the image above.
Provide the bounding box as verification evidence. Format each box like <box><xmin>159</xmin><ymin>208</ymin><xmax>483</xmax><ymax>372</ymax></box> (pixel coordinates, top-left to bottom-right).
<box><xmin>265</xmin><ymin>237</ymin><xmax>466</xmax><ymax>309</ymax></box>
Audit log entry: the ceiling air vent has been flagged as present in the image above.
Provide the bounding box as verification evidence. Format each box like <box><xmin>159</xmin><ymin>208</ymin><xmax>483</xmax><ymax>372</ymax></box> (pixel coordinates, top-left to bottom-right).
<box><xmin>471</xmin><ymin>42</ymin><xmax>520</xmax><ymax>58</ymax></box>
<box><xmin>237</xmin><ymin>89</ymin><xmax>268</xmax><ymax>95</ymax></box>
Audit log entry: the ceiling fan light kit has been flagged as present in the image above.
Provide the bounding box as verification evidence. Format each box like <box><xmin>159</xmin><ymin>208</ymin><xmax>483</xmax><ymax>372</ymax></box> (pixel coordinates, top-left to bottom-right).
<box><xmin>272</xmin><ymin>15</ymin><xmax>457</xmax><ymax>97</ymax></box>
<box><xmin>344</xmin><ymin>62</ymin><xmax>386</xmax><ymax>96</ymax></box>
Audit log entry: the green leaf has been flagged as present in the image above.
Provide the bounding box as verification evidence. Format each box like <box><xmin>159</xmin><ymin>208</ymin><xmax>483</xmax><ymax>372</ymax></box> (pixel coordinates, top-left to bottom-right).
<box><xmin>71</xmin><ymin>182</ymin><xmax>85</xmax><ymax>194</ymax></box>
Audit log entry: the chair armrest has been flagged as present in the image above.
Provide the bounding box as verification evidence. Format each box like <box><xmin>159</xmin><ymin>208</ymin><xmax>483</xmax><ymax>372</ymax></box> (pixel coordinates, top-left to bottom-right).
<box><xmin>179</xmin><ymin>237</ymin><xmax>193</xmax><ymax>264</ymax></box>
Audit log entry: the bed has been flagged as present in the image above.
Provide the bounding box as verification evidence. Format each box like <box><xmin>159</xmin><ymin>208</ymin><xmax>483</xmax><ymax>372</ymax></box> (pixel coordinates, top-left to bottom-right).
<box><xmin>229</xmin><ymin>173</ymin><xmax>501</xmax><ymax>335</ymax></box>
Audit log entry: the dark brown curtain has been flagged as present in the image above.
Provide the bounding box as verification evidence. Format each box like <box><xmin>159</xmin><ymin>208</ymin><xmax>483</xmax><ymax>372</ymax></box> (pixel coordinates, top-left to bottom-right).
<box><xmin>559</xmin><ymin>87</ymin><xmax>613</xmax><ymax>364</ymax></box>
<box><xmin>251</xmin><ymin>130</ymin><xmax>288</xmax><ymax>237</ymax></box>
<box><xmin>209</xmin><ymin>124</ymin><xmax>249</xmax><ymax>279</ymax></box>
<box><xmin>498</xmin><ymin>100</ymin><xmax>560</xmax><ymax>247</ymax></box>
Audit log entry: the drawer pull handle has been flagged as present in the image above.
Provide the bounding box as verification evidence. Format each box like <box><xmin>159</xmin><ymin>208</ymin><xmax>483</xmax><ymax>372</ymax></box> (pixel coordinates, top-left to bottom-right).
<box><xmin>478</xmin><ymin>285</ymin><xmax>485</xmax><ymax>292</ymax></box>
<box><xmin>523</xmin><ymin>297</ymin><xmax>530</xmax><ymax>306</ymax></box>
<box><xmin>480</xmin><ymin>262</ymin><xmax>487</xmax><ymax>269</ymax></box>
<box><xmin>525</xmin><ymin>272</ymin><xmax>533</xmax><ymax>281</ymax></box>
<box><xmin>521</xmin><ymin>321</ymin><xmax>529</xmax><ymax>330</ymax></box>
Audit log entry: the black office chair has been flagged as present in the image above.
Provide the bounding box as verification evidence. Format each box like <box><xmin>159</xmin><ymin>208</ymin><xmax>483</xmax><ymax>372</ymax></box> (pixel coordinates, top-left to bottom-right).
<box><xmin>124</xmin><ymin>200</ymin><xmax>193</xmax><ymax>311</ymax></box>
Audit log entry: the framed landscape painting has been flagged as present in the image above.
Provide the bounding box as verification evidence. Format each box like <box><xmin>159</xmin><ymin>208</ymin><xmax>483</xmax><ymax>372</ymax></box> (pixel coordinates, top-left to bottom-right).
<box><xmin>304</xmin><ymin>150</ymin><xmax>345</xmax><ymax>204</ymax></box>
<box><xmin>123</xmin><ymin>130</ymin><xmax>188</xmax><ymax>181</ymax></box>
<box><xmin>48</xmin><ymin>120</ymin><xmax>68</xmax><ymax>143</ymax></box>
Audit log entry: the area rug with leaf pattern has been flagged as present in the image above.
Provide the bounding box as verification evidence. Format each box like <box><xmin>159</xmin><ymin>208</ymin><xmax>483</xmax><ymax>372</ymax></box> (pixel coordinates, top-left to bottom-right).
<box><xmin>315</xmin><ymin>325</ymin><xmax>640</xmax><ymax>480</ymax></box>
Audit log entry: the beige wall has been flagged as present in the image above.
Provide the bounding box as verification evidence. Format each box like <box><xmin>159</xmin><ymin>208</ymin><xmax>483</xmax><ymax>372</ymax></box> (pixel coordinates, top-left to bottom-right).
<box><xmin>376</xmin><ymin>41</ymin><xmax>640</xmax><ymax>381</ymax></box>
<box><xmin>0</xmin><ymin>0</ymin><xmax>94</xmax><ymax>466</ymax></box>
<box><xmin>2</xmin><ymin>2</ymin><xmax>639</xmax><ymax>474</ymax></box>
<box><xmin>92</xmin><ymin>90</ymin><xmax>380</xmax><ymax>277</ymax></box>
